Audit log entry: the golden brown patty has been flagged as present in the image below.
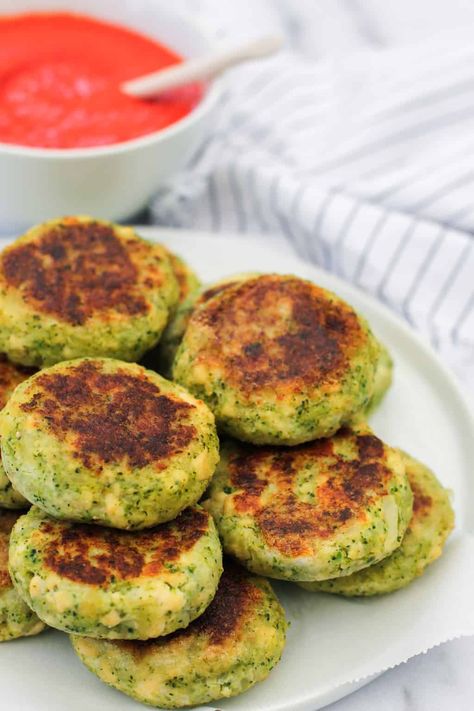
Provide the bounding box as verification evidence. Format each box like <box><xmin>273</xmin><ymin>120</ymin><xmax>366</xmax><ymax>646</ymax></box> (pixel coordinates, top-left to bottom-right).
<box><xmin>300</xmin><ymin>452</ymin><xmax>455</xmax><ymax>595</ymax></box>
<box><xmin>0</xmin><ymin>216</ymin><xmax>178</xmax><ymax>366</ymax></box>
<box><xmin>0</xmin><ymin>358</ymin><xmax>219</xmax><ymax>529</ymax></box>
<box><xmin>204</xmin><ymin>426</ymin><xmax>413</xmax><ymax>581</ymax></box>
<box><xmin>192</xmin><ymin>276</ymin><xmax>365</xmax><ymax>392</ymax></box>
<box><xmin>71</xmin><ymin>563</ymin><xmax>286</xmax><ymax>708</ymax></box>
<box><xmin>173</xmin><ymin>274</ymin><xmax>381</xmax><ymax>444</ymax></box>
<box><xmin>9</xmin><ymin>506</ymin><xmax>222</xmax><ymax>639</ymax></box>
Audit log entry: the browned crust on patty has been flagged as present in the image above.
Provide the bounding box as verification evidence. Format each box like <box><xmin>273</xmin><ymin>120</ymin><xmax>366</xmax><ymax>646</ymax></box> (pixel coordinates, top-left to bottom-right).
<box><xmin>20</xmin><ymin>360</ymin><xmax>196</xmax><ymax>472</ymax></box>
<box><xmin>227</xmin><ymin>429</ymin><xmax>394</xmax><ymax>557</ymax></box>
<box><xmin>0</xmin><ymin>510</ymin><xmax>22</xmax><ymax>589</ymax></box>
<box><xmin>191</xmin><ymin>275</ymin><xmax>367</xmax><ymax>394</ymax></box>
<box><xmin>0</xmin><ymin>219</ymin><xmax>167</xmax><ymax>325</ymax></box>
<box><xmin>116</xmin><ymin>563</ymin><xmax>264</xmax><ymax>659</ymax></box>
<box><xmin>199</xmin><ymin>280</ymin><xmax>241</xmax><ymax>304</ymax></box>
<box><xmin>41</xmin><ymin>508</ymin><xmax>210</xmax><ymax>585</ymax></box>
<box><xmin>410</xmin><ymin>480</ymin><xmax>433</xmax><ymax>519</ymax></box>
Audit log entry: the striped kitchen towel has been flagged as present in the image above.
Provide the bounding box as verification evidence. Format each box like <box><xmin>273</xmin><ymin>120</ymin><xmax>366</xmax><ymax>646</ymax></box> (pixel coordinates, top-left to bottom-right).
<box><xmin>151</xmin><ymin>0</ymin><xmax>474</xmax><ymax>393</ymax></box>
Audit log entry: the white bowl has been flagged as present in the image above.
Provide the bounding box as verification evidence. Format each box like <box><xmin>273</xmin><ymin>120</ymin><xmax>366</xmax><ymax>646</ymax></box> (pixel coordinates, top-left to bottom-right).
<box><xmin>0</xmin><ymin>0</ymin><xmax>219</xmax><ymax>232</ymax></box>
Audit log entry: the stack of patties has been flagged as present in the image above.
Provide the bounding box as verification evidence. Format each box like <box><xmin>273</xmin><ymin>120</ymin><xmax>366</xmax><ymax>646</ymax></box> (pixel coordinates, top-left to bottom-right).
<box><xmin>168</xmin><ymin>273</ymin><xmax>454</xmax><ymax>594</ymax></box>
<box><xmin>0</xmin><ymin>217</ymin><xmax>287</xmax><ymax>710</ymax></box>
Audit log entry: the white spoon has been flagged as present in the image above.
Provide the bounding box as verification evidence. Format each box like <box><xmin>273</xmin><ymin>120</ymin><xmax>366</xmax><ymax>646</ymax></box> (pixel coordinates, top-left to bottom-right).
<box><xmin>122</xmin><ymin>34</ymin><xmax>283</xmax><ymax>99</ymax></box>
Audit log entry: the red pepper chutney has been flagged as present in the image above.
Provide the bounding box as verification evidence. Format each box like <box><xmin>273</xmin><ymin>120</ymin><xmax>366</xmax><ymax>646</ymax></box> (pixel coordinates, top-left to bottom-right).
<box><xmin>0</xmin><ymin>12</ymin><xmax>203</xmax><ymax>149</ymax></box>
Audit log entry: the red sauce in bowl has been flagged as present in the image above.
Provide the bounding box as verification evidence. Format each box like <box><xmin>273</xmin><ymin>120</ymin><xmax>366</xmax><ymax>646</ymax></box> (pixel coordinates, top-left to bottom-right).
<box><xmin>0</xmin><ymin>12</ymin><xmax>203</xmax><ymax>149</ymax></box>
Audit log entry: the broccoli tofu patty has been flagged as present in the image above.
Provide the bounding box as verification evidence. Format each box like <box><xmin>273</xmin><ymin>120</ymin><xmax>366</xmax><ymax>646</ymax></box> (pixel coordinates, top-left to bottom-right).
<box><xmin>0</xmin><ymin>216</ymin><xmax>179</xmax><ymax>367</ymax></box>
<box><xmin>71</xmin><ymin>563</ymin><xmax>286</xmax><ymax>708</ymax></box>
<box><xmin>0</xmin><ymin>509</ymin><xmax>45</xmax><ymax>641</ymax></box>
<box><xmin>300</xmin><ymin>452</ymin><xmax>454</xmax><ymax>595</ymax></box>
<box><xmin>9</xmin><ymin>506</ymin><xmax>222</xmax><ymax>639</ymax></box>
<box><xmin>173</xmin><ymin>274</ymin><xmax>382</xmax><ymax>445</ymax></box>
<box><xmin>204</xmin><ymin>426</ymin><xmax>413</xmax><ymax>582</ymax></box>
<box><xmin>0</xmin><ymin>358</ymin><xmax>32</xmax><ymax>509</ymax></box>
<box><xmin>0</xmin><ymin>358</ymin><xmax>219</xmax><ymax>529</ymax></box>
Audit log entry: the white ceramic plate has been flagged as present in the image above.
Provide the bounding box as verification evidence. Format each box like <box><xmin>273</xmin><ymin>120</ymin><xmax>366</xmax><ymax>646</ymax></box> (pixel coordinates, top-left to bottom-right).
<box><xmin>2</xmin><ymin>229</ymin><xmax>473</xmax><ymax>711</ymax></box>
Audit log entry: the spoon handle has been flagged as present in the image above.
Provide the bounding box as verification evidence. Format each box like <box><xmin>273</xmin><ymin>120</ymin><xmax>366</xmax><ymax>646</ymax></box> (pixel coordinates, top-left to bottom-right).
<box><xmin>122</xmin><ymin>34</ymin><xmax>283</xmax><ymax>98</ymax></box>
